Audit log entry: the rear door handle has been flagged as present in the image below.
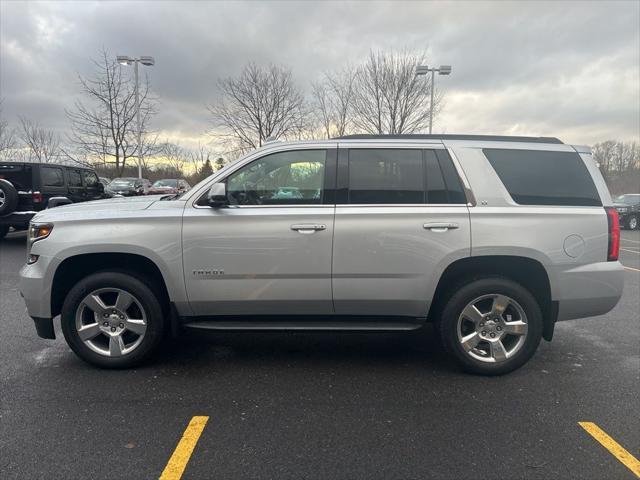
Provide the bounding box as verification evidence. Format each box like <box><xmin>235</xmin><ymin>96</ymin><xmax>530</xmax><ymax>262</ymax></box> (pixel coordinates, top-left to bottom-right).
<box><xmin>291</xmin><ymin>224</ymin><xmax>327</xmax><ymax>234</ymax></box>
<box><xmin>423</xmin><ymin>222</ymin><xmax>459</xmax><ymax>232</ymax></box>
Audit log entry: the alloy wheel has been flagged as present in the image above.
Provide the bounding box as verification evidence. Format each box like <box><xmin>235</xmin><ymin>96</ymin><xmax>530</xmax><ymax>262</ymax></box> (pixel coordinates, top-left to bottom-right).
<box><xmin>75</xmin><ymin>288</ymin><xmax>147</xmax><ymax>357</ymax></box>
<box><xmin>456</xmin><ymin>293</ymin><xmax>528</xmax><ymax>363</ymax></box>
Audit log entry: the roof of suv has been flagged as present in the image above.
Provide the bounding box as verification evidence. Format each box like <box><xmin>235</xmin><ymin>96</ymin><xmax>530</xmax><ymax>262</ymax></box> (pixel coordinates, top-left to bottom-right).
<box><xmin>0</xmin><ymin>161</ymin><xmax>96</xmax><ymax>170</ymax></box>
<box><xmin>334</xmin><ymin>134</ymin><xmax>564</xmax><ymax>144</ymax></box>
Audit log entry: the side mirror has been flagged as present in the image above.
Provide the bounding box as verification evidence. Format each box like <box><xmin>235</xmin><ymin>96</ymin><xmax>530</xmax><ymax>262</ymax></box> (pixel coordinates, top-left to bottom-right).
<box><xmin>207</xmin><ymin>182</ymin><xmax>227</xmax><ymax>208</ymax></box>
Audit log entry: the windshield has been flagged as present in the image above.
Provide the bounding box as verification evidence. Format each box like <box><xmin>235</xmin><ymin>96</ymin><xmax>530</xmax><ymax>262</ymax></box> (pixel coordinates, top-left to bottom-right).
<box><xmin>110</xmin><ymin>178</ymin><xmax>137</xmax><ymax>187</ymax></box>
<box><xmin>153</xmin><ymin>179</ymin><xmax>178</xmax><ymax>187</ymax></box>
<box><xmin>616</xmin><ymin>195</ymin><xmax>640</xmax><ymax>205</ymax></box>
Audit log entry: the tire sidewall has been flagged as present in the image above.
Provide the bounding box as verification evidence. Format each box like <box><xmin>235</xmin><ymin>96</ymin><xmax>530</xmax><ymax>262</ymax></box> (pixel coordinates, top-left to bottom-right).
<box><xmin>0</xmin><ymin>179</ymin><xmax>19</xmax><ymax>216</ymax></box>
<box><xmin>628</xmin><ymin>215</ymin><xmax>638</xmax><ymax>230</ymax></box>
<box><xmin>440</xmin><ymin>277</ymin><xmax>543</xmax><ymax>376</ymax></box>
<box><xmin>61</xmin><ymin>272</ymin><xmax>165</xmax><ymax>368</ymax></box>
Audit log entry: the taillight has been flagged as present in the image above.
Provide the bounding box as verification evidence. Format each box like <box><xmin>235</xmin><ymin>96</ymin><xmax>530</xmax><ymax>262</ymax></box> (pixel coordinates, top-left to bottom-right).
<box><xmin>605</xmin><ymin>207</ymin><xmax>619</xmax><ymax>261</ymax></box>
<box><xmin>32</xmin><ymin>192</ymin><xmax>43</xmax><ymax>203</ymax></box>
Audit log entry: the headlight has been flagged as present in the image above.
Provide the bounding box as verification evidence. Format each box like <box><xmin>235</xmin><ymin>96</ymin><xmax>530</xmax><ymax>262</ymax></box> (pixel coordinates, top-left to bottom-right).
<box><xmin>27</xmin><ymin>223</ymin><xmax>53</xmax><ymax>264</ymax></box>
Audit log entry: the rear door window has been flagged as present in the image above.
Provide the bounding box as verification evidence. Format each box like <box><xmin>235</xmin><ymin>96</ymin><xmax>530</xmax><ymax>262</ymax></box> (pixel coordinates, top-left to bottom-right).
<box><xmin>483</xmin><ymin>149</ymin><xmax>601</xmax><ymax>206</ymax></box>
<box><xmin>67</xmin><ymin>169</ymin><xmax>83</xmax><ymax>187</ymax></box>
<box><xmin>41</xmin><ymin>167</ymin><xmax>65</xmax><ymax>187</ymax></box>
<box><xmin>348</xmin><ymin>149</ymin><xmax>423</xmax><ymax>204</ymax></box>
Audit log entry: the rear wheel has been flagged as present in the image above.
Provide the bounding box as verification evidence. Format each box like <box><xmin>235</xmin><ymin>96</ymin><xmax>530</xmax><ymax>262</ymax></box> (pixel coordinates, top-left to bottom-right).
<box><xmin>0</xmin><ymin>225</ymin><xmax>9</xmax><ymax>240</ymax></box>
<box><xmin>439</xmin><ymin>277</ymin><xmax>543</xmax><ymax>375</ymax></box>
<box><xmin>627</xmin><ymin>215</ymin><xmax>638</xmax><ymax>230</ymax></box>
<box><xmin>61</xmin><ymin>272</ymin><xmax>165</xmax><ymax>368</ymax></box>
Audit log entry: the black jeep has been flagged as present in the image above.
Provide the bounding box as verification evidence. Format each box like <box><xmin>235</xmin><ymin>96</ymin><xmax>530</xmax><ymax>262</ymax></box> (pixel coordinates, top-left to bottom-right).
<box><xmin>614</xmin><ymin>194</ymin><xmax>640</xmax><ymax>230</ymax></box>
<box><xmin>0</xmin><ymin>162</ymin><xmax>105</xmax><ymax>240</ymax></box>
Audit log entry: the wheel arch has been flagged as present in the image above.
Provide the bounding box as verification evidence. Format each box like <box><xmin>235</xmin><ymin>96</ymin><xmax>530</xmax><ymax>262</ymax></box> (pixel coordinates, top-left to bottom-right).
<box><xmin>51</xmin><ymin>252</ymin><xmax>172</xmax><ymax>319</ymax></box>
<box><xmin>428</xmin><ymin>255</ymin><xmax>557</xmax><ymax>341</ymax></box>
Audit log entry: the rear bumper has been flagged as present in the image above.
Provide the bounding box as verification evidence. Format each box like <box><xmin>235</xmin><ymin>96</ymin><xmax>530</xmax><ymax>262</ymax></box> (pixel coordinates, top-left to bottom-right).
<box><xmin>0</xmin><ymin>212</ymin><xmax>35</xmax><ymax>228</ymax></box>
<box><xmin>552</xmin><ymin>261</ymin><xmax>624</xmax><ymax>321</ymax></box>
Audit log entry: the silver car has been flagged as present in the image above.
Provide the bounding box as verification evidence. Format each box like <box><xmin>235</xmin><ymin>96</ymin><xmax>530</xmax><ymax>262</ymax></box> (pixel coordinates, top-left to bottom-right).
<box><xmin>18</xmin><ymin>135</ymin><xmax>624</xmax><ymax>375</ymax></box>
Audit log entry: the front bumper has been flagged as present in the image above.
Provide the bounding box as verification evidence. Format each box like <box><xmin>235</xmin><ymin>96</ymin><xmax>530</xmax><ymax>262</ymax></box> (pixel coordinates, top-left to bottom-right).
<box><xmin>18</xmin><ymin>254</ymin><xmax>59</xmax><ymax>338</ymax></box>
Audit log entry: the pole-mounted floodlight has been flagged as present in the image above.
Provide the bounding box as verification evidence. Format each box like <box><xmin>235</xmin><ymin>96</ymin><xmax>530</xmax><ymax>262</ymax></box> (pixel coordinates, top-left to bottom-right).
<box><xmin>415</xmin><ymin>64</ymin><xmax>453</xmax><ymax>134</ymax></box>
<box><xmin>116</xmin><ymin>55</ymin><xmax>155</xmax><ymax>179</ymax></box>
<box><xmin>116</xmin><ymin>55</ymin><xmax>133</xmax><ymax>65</ymax></box>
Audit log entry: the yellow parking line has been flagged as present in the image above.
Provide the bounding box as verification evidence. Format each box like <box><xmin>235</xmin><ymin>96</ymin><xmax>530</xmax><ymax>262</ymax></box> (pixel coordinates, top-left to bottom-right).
<box><xmin>160</xmin><ymin>416</ymin><xmax>209</xmax><ymax>480</ymax></box>
<box><xmin>579</xmin><ymin>422</ymin><xmax>640</xmax><ymax>478</ymax></box>
<box><xmin>624</xmin><ymin>266</ymin><xmax>640</xmax><ymax>273</ymax></box>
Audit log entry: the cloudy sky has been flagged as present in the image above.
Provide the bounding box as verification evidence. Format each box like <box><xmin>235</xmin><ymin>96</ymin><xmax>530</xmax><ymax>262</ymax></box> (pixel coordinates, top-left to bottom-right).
<box><xmin>1</xmin><ymin>0</ymin><xmax>638</xmax><ymax>150</ymax></box>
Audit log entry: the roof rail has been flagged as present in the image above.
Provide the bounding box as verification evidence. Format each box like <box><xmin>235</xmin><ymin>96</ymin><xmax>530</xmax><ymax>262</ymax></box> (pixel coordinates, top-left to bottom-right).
<box><xmin>334</xmin><ymin>134</ymin><xmax>564</xmax><ymax>144</ymax></box>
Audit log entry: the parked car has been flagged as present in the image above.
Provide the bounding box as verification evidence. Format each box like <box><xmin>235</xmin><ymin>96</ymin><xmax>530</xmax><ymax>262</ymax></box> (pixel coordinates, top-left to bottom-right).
<box><xmin>98</xmin><ymin>177</ymin><xmax>111</xmax><ymax>187</ymax></box>
<box><xmin>106</xmin><ymin>177</ymin><xmax>151</xmax><ymax>196</ymax></box>
<box><xmin>18</xmin><ymin>135</ymin><xmax>624</xmax><ymax>375</ymax></box>
<box><xmin>613</xmin><ymin>194</ymin><xmax>640</xmax><ymax>230</ymax></box>
<box><xmin>147</xmin><ymin>179</ymin><xmax>191</xmax><ymax>195</ymax></box>
<box><xmin>0</xmin><ymin>162</ymin><xmax>105</xmax><ymax>240</ymax></box>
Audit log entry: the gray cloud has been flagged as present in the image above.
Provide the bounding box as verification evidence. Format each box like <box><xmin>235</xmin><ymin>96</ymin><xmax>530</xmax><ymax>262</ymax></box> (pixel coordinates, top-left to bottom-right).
<box><xmin>1</xmin><ymin>0</ymin><xmax>638</xmax><ymax>147</ymax></box>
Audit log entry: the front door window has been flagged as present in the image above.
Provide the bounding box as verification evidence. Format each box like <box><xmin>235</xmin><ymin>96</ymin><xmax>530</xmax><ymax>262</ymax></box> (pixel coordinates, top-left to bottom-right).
<box><xmin>226</xmin><ymin>150</ymin><xmax>326</xmax><ymax>205</ymax></box>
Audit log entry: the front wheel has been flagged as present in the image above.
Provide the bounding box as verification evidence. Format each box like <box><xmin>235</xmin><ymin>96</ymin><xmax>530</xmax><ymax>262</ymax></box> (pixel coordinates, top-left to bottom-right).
<box><xmin>439</xmin><ymin>277</ymin><xmax>543</xmax><ymax>376</ymax></box>
<box><xmin>627</xmin><ymin>215</ymin><xmax>638</xmax><ymax>230</ymax></box>
<box><xmin>61</xmin><ymin>272</ymin><xmax>165</xmax><ymax>368</ymax></box>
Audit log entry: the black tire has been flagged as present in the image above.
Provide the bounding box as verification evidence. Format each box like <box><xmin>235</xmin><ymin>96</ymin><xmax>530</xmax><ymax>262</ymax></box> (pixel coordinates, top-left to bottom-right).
<box><xmin>0</xmin><ymin>225</ymin><xmax>9</xmax><ymax>240</ymax></box>
<box><xmin>0</xmin><ymin>179</ymin><xmax>19</xmax><ymax>216</ymax></box>
<box><xmin>627</xmin><ymin>215</ymin><xmax>638</xmax><ymax>231</ymax></box>
<box><xmin>438</xmin><ymin>277</ymin><xmax>543</xmax><ymax>376</ymax></box>
<box><xmin>61</xmin><ymin>271</ymin><xmax>165</xmax><ymax>368</ymax></box>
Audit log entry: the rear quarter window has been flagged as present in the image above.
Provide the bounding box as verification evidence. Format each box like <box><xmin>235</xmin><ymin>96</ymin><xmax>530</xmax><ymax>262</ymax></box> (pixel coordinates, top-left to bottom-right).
<box><xmin>483</xmin><ymin>149</ymin><xmax>602</xmax><ymax>206</ymax></box>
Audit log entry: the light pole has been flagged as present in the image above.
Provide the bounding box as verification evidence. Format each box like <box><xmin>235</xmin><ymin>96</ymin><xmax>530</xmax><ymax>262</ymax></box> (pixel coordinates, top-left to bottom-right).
<box><xmin>415</xmin><ymin>64</ymin><xmax>451</xmax><ymax>134</ymax></box>
<box><xmin>116</xmin><ymin>55</ymin><xmax>155</xmax><ymax>179</ymax></box>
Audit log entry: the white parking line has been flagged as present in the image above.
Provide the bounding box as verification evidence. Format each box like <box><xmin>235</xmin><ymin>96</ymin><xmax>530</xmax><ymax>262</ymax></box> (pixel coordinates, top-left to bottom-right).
<box><xmin>621</xmin><ymin>238</ymin><xmax>640</xmax><ymax>244</ymax></box>
<box><xmin>621</xmin><ymin>248</ymin><xmax>640</xmax><ymax>254</ymax></box>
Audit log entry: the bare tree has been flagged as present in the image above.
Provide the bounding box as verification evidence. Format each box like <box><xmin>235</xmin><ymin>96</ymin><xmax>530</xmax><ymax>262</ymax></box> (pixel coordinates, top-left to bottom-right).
<box><xmin>311</xmin><ymin>68</ymin><xmax>355</xmax><ymax>139</ymax></box>
<box><xmin>208</xmin><ymin>62</ymin><xmax>307</xmax><ymax>155</ymax></box>
<box><xmin>66</xmin><ymin>49</ymin><xmax>157</xmax><ymax>175</ymax></box>
<box><xmin>593</xmin><ymin>140</ymin><xmax>640</xmax><ymax>177</ymax></box>
<box><xmin>161</xmin><ymin>141</ymin><xmax>188</xmax><ymax>174</ymax></box>
<box><xmin>0</xmin><ymin>122</ymin><xmax>16</xmax><ymax>161</ymax></box>
<box><xmin>18</xmin><ymin>116</ymin><xmax>61</xmax><ymax>163</ymax></box>
<box><xmin>188</xmin><ymin>142</ymin><xmax>214</xmax><ymax>176</ymax></box>
<box><xmin>0</xmin><ymin>100</ymin><xmax>17</xmax><ymax>161</ymax></box>
<box><xmin>351</xmin><ymin>50</ymin><xmax>441</xmax><ymax>135</ymax></box>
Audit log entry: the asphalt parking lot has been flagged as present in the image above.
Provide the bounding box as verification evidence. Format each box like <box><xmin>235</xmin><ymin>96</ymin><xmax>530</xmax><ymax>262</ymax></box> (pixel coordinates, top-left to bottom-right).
<box><xmin>1</xmin><ymin>230</ymin><xmax>638</xmax><ymax>480</ymax></box>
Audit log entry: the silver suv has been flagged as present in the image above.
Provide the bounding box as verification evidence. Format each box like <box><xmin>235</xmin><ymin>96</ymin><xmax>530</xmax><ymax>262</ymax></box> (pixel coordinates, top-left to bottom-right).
<box><xmin>18</xmin><ymin>135</ymin><xmax>624</xmax><ymax>375</ymax></box>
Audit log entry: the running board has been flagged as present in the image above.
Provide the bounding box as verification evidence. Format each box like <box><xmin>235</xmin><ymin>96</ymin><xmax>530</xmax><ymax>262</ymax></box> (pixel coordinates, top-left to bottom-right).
<box><xmin>181</xmin><ymin>319</ymin><xmax>424</xmax><ymax>332</ymax></box>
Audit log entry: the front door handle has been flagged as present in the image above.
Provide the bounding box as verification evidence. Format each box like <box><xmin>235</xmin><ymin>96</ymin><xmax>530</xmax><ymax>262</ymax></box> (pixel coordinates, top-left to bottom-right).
<box><xmin>423</xmin><ymin>222</ymin><xmax>459</xmax><ymax>232</ymax></box>
<box><xmin>291</xmin><ymin>224</ymin><xmax>326</xmax><ymax>234</ymax></box>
